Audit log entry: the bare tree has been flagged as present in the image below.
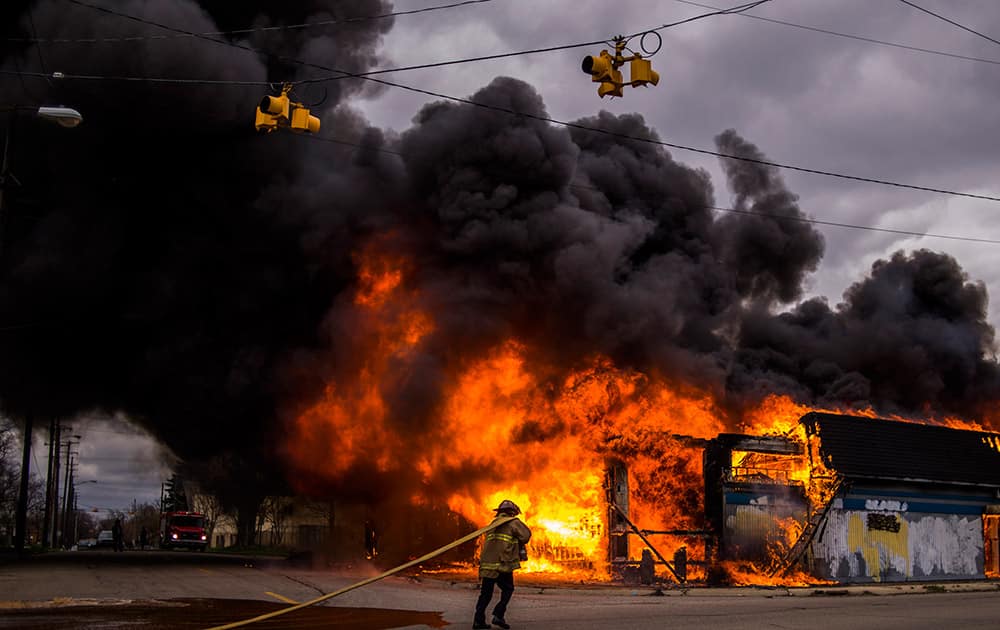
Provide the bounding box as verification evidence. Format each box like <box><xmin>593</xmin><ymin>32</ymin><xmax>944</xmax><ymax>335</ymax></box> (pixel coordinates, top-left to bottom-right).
<box><xmin>190</xmin><ymin>492</ymin><xmax>229</xmax><ymax>548</ymax></box>
<box><xmin>0</xmin><ymin>419</ymin><xmax>22</xmax><ymax>546</ymax></box>
<box><xmin>25</xmin><ymin>474</ymin><xmax>45</xmax><ymax>545</ymax></box>
<box><xmin>1</xmin><ymin>420</ymin><xmax>70</xmax><ymax>548</ymax></box>
<box><xmin>261</xmin><ymin>496</ymin><xmax>293</xmax><ymax>547</ymax></box>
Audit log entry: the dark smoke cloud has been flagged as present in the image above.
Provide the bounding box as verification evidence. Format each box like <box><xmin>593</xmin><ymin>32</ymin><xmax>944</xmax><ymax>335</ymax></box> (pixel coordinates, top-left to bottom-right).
<box><xmin>3</xmin><ymin>0</ymin><xmax>1000</xmax><ymax>513</ymax></box>
<box><xmin>731</xmin><ymin>249</ymin><xmax>1000</xmax><ymax>417</ymax></box>
<box><xmin>0</xmin><ymin>1</ymin><xmax>394</xmax><ymax>470</ymax></box>
<box><xmin>713</xmin><ymin>129</ymin><xmax>825</xmax><ymax>304</ymax></box>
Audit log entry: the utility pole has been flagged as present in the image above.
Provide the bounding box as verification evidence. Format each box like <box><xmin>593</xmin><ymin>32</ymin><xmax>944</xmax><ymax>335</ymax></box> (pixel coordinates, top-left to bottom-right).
<box><xmin>42</xmin><ymin>418</ymin><xmax>55</xmax><ymax>548</ymax></box>
<box><xmin>49</xmin><ymin>422</ymin><xmax>63</xmax><ymax>547</ymax></box>
<box><xmin>62</xmin><ymin>453</ymin><xmax>77</xmax><ymax>548</ymax></box>
<box><xmin>13</xmin><ymin>409</ymin><xmax>33</xmax><ymax>555</ymax></box>
<box><xmin>0</xmin><ymin>113</ymin><xmax>14</xmax><ymax>260</ymax></box>
<box><xmin>58</xmin><ymin>437</ymin><xmax>78</xmax><ymax>547</ymax></box>
<box><xmin>62</xmin><ymin>458</ymin><xmax>74</xmax><ymax>548</ymax></box>
<box><xmin>4</xmin><ymin>106</ymin><xmax>83</xmax><ymax>552</ymax></box>
<box><xmin>64</xmin><ymin>468</ymin><xmax>76</xmax><ymax>548</ymax></box>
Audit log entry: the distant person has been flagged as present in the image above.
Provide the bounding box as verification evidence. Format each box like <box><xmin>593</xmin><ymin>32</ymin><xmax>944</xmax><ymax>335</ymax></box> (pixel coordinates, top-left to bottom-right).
<box><xmin>139</xmin><ymin>527</ymin><xmax>148</xmax><ymax>550</ymax></box>
<box><xmin>112</xmin><ymin>519</ymin><xmax>124</xmax><ymax>552</ymax></box>
<box><xmin>474</xmin><ymin>500</ymin><xmax>531</xmax><ymax>630</ymax></box>
<box><xmin>364</xmin><ymin>519</ymin><xmax>378</xmax><ymax>559</ymax></box>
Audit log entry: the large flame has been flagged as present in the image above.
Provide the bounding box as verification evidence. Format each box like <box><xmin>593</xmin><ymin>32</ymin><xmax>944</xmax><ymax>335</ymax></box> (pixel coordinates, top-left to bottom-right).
<box><xmin>284</xmin><ymin>248</ymin><xmax>997</xmax><ymax>584</ymax></box>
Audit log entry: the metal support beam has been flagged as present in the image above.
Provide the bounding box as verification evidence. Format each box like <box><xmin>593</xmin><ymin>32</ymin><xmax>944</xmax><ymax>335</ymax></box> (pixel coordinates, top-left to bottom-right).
<box><xmin>610</xmin><ymin>502</ymin><xmax>685</xmax><ymax>583</ymax></box>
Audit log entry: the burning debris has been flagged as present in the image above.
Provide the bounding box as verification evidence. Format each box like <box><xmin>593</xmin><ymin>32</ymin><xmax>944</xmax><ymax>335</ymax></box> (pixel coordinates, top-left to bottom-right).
<box><xmin>2</xmin><ymin>1</ymin><xmax>1000</xmax><ymax>584</ymax></box>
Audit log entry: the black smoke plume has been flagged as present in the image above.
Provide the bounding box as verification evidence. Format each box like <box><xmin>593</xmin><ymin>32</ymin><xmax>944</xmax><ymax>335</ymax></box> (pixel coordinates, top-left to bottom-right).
<box><xmin>731</xmin><ymin>249</ymin><xmax>1000</xmax><ymax>416</ymax></box>
<box><xmin>2</xmin><ymin>1</ymin><xmax>999</xmax><ymax>521</ymax></box>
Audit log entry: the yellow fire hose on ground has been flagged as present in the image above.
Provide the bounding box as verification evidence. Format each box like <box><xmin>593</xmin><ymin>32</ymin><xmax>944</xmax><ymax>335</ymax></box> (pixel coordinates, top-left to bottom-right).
<box><xmin>206</xmin><ymin>516</ymin><xmax>515</xmax><ymax>629</ymax></box>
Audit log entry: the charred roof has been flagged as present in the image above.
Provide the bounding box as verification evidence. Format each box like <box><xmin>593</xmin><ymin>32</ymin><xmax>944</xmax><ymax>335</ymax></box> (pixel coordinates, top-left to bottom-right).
<box><xmin>801</xmin><ymin>412</ymin><xmax>1000</xmax><ymax>487</ymax></box>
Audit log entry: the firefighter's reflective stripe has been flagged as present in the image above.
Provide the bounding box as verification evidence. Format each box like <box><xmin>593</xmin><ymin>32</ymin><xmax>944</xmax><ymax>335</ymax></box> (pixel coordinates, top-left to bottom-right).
<box><xmin>480</xmin><ymin>562</ymin><xmax>502</xmax><ymax>570</ymax></box>
<box><xmin>486</xmin><ymin>533</ymin><xmax>517</xmax><ymax>543</ymax></box>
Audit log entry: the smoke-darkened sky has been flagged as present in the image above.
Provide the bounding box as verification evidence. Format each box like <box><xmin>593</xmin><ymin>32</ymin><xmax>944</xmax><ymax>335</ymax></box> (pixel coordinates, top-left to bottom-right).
<box><xmin>3</xmin><ymin>0</ymin><xmax>1000</xmax><ymax>509</ymax></box>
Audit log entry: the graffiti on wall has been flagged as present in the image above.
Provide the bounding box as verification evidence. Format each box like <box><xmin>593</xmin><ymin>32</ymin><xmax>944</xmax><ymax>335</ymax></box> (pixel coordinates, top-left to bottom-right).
<box><xmin>815</xmin><ymin>510</ymin><xmax>983</xmax><ymax>582</ymax></box>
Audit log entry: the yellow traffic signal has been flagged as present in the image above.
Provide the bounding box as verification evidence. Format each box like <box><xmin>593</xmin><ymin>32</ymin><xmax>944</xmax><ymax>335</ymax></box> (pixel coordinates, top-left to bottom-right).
<box><xmin>254</xmin><ymin>108</ymin><xmax>280</xmax><ymax>133</ymax></box>
<box><xmin>258</xmin><ymin>92</ymin><xmax>290</xmax><ymax>120</ymax></box>
<box><xmin>582</xmin><ymin>36</ymin><xmax>660</xmax><ymax>98</ymax></box>
<box><xmin>290</xmin><ymin>106</ymin><xmax>320</xmax><ymax>134</ymax></box>
<box><xmin>253</xmin><ymin>83</ymin><xmax>321</xmax><ymax>135</ymax></box>
<box><xmin>582</xmin><ymin>50</ymin><xmax>623</xmax><ymax>98</ymax></box>
<box><xmin>629</xmin><ymin>57</ymin><xmax>659</xmax><ymax>88</ymax></box>
<box><xmin>582</xmin><ymin>50</ymin><xmax>614</xmax><ymax>81</ymax></box>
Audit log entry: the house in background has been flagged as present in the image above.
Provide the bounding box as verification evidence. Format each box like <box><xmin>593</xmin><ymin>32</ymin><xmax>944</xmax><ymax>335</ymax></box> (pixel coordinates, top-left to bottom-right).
<box><xmin>188</xmin><ymin>492</ymin><xmax>331</xmax><ymax>550</ymax></box>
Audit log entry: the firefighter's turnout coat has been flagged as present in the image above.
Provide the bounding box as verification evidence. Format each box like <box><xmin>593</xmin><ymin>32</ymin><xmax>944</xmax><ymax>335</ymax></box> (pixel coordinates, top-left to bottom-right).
<box><xmin>479</xmin><ymin>515</ymin><xmax>532</xmax><ymax>578</ymax></box>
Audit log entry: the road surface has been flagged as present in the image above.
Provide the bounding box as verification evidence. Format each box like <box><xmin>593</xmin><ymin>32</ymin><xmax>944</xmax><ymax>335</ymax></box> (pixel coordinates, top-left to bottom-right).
<box><xmin>1</xmin><ymin>551</ymin><xmax>998</xmax><ymax>629</ymax></box>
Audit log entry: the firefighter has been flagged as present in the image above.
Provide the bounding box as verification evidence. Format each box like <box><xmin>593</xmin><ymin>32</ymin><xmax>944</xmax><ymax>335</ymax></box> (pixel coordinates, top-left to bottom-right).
<box><xmin>473</xmin><ymin>499</ymin><xmax>532</xmax><ymax>630</ymax></box>
<box><xmin>111</xmin><ymin>518</ymin><xmax>124</xmax><ymax>552</ymax></box>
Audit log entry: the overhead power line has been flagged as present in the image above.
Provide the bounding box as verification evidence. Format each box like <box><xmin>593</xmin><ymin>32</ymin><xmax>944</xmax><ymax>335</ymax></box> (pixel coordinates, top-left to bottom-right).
<box><xmin>44</xmin><ymin>0</ymin><xmax>1000</xmax><ymax>203</ymax></box>
<box><xmin>305</xmin><ymin>133</ymin><xmax>1000</xmax><ymax>245</ymax></box>
<box><xmin>897</xmin><ymin>0</ymin><xmax>1000</xmax><ymax>48</ymax></box>
<box><xmin>626</xmin><ymin>0</ymin><xmax>773</xmax><ymax>38</ymax></box>
<box><xmin>294</xmin><ymin>1</ymin><xmax>773</xmax><ymax>85</ymax></box>
<box><xmin>0</xmin><ymin>68</ymin><xmax>270</xmax><ymax>86</ymax></box>
<box><xmin>7</xmin><ymin>0</ymin><xmax>497</xmax><ymax>44</ymax></box>
<box><xmin>674</xmin><ymin>0</ymin><xmax>1000</xmax><ymax>66</ymax></box>
<box><xmin>19</xmin><ymin>1</ymin><xmax>770</xmax><ymax>88</ymax></box>
<box><xmin>14</xmin><ymin>65</ymin><xmax>995</xmax><ymax>205</ymax></box>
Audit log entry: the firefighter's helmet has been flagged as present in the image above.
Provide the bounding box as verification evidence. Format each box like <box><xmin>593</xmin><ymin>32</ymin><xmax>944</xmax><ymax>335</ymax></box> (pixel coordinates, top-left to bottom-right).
<box><xmin>495</xmin><ymin>499</ymin><xmax>521</xmax><ymax>516</ymax></box>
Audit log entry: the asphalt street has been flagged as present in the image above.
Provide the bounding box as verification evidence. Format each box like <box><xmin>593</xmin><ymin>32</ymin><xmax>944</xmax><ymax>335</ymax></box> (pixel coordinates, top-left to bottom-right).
<box><xmin>1</xmin><ymin>551</ymin><xmax>999</xmax><ymax>629</ymax></box>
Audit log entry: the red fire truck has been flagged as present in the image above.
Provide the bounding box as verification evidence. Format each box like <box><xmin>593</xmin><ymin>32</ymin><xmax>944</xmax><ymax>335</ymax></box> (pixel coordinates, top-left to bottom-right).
<box><xmin>159</xmin><ymin>511</ymin><xmax>209</xmax><ymax>551</ymax></box>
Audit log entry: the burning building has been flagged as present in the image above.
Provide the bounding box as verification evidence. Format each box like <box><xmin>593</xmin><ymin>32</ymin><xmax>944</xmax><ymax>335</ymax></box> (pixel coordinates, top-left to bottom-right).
<box><xmin>801</xmin><ymin>413</ymin><xmax>1000</xmax><ymax>582</ymax></box>
<box><xmin>704</xmin><ymin>412</ymin><xmax>1000</xmax><ymax>583</ymax></box>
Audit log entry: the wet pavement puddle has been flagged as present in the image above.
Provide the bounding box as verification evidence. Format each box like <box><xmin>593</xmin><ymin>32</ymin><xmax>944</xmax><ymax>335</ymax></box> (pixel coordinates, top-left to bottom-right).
<box><xmin>0</xmin><ymin>598</ymin><xmax>449</xmax><ymax>629</ymax></box>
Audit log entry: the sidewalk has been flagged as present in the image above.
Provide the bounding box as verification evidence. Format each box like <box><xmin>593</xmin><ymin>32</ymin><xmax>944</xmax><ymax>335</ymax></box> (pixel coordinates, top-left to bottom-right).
<box><xmin>406</xmin><ymin>573</ymin><xmax>1000</xmax><ymax>599</ymax></box>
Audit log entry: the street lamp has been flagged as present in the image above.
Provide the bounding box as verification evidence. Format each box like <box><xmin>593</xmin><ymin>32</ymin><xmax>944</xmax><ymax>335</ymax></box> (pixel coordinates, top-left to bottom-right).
<box><xmin>1</xmin><ymin>103</ymin><xmax>83</xmax><ymax>256</ymax></box>
<box><xmin>35</xmin><ymin>106</ymin><xmax>83</xmax><ymax>129</ymax></box>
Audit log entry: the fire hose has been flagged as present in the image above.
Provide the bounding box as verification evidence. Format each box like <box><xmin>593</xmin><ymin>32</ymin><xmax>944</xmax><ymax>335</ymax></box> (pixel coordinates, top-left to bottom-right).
<box><xmin>206</xmin><ymin>516</ymin><xmax>516</xmax><ymax>629</ymax></box>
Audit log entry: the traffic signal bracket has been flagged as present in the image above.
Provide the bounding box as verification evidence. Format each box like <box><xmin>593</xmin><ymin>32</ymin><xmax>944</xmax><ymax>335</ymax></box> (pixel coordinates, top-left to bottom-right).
<box><xmin>581</xmin><ymin>35</ymin><xmax>660</xmax><ymax>98</ymax></box>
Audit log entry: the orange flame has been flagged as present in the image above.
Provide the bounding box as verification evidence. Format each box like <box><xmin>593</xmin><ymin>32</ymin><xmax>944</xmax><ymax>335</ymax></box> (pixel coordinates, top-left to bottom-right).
<box><xmin>284</xmin><ymin>246</ymin><xmax>998</xmax><ymax>585</ymax></box>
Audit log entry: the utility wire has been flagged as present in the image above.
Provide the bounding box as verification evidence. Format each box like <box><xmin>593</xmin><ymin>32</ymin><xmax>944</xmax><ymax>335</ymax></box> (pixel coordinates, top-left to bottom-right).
<box><xmin>304</xmin><ymin>133</ymin><xmax>1000</xmax><ymax>244</ymax></box>
<box><xmin>897</xmin><ymin>0</ymin><xmax>1000</xmax><ymax>48</ymax></box>
<box><xmin>627</xmin><ymin>0</ymin><xmax>772</xmax><ymax>38</ymax></box>
<box><xmin>708</xmin><ymin>206</ymin><xmax>1000</xmax><ymax>244</ymax></box>
<box><xmin>26</xmin><ymin>3</ymin><xmax>51</xmax><ymax>85</ymax></box>
<box><xmin>295</xmin><ymin>1</ymin><xmax>772</xmax><ymax>84</ymax></box>
<box><xmin>33</xmin><ymin>1</ymin><xmax>770</xmax><ymax>87</ymax></box>
<box><xmin>304</xmin><ymin>89</ymin><xmax>1000</xmax><ymax>203</ymax></box>
<box><xmin>46</xmin><ymin>0</ymin><xmax>1000</xmax><ymax>203</ymax></box>
<box><xmin>0</xmin><ymin>68</ymin><xmax>270</xmax><ymax>86</ymax></box>
<box><xmin>8</xmin><ymin>0</ymin><xmax>496</xmax><ymax>43</ymax></box>
<box><xmin>675</xmin><ymin>0</ymin><xmax>1000</xmax><ymax>66</ymax></box>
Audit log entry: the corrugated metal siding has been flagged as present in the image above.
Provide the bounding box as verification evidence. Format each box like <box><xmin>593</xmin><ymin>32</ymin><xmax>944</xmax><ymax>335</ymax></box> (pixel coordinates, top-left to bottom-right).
<box><xmin>723</xmin><ymin>489</ymin><xmax>806</xmax><ymax>562</ymax></box>
<box><xmin>812</xmin><ymin>490</ymin><xmax>988</xmax><ymax>582</ymax></box>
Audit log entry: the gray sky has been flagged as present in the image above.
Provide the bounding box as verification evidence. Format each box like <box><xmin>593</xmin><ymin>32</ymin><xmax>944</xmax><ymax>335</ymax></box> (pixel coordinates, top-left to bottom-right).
<box><xmin>21</xmin><ymin>0</ymin><xmax>1000</xmax><ymax>511</ymax></box>
<box><xmin>359</xmin><ymin>0</ymin><xmax>1000</xmax><ymax>321</ymax></box>
<box><xmin>26</xmin><ymin>414</ymin><xmax>173</xmax><ymax>517</ymax></box>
